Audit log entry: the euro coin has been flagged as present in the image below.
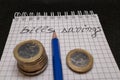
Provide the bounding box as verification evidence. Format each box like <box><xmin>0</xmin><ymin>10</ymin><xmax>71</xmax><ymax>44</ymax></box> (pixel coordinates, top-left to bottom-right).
<box><xmin>13</xmin><ymin>40</ymin><xmax>48</xmax><ymax>76</ymax></box>
<box><xmin>66</xmin><ymin>49</ymin><xmax>93</xmax><ymax>73</ymax></box>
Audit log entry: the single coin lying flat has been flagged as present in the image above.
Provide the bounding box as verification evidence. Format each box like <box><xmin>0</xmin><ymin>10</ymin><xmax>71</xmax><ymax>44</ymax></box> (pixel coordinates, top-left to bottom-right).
<box><xmin>66</xmin><ymin>49</ymin><xmax>93</xmax><ymax>73</ymax></box>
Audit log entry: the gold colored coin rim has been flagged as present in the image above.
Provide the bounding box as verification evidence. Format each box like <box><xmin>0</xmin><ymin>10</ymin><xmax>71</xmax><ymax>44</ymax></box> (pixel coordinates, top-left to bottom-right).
<box><xmin>18</xmin><ymin>62</ymin><xmax>48</xmax><ymax>76</ymax></box>
<box><xmin>18</xmin><ymin>56</ymin><xmax>48</xmax><ymax>72</ymax></box>
<box><xmin>66</xmin><ymin>49</ymin><xmax>93</xmax><ymax>73</ymax></box>
<box><xmin>13</xmin><ymin>39</ymin><xmax>44</xmax><ymax>63</ymax></box>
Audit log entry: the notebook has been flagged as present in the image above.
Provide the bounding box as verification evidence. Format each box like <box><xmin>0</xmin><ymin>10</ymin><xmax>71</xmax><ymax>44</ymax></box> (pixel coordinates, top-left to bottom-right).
<box><xmin>0</xmin><ymin>11</ymin><xmax>120</xmax><ymax>80</ymax></box>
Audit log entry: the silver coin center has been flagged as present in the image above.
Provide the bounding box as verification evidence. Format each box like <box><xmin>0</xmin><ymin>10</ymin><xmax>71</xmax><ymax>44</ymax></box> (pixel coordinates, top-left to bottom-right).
<box><xmin>18</xmin><ymin>42</ymin><xmax>39</xmax><ymax>58</ymax></box>
<box><xmin>70</xmin><ymin>52</ymin><xmax>89</xmax><ymax>67</ymax></box>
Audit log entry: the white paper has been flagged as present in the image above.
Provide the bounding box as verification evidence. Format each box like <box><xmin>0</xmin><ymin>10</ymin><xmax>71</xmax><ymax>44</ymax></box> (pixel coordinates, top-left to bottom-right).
<box><xmin>0</xmin><ymin>14</ymin><xmax>120</xmax><ymax>80</ymax></box>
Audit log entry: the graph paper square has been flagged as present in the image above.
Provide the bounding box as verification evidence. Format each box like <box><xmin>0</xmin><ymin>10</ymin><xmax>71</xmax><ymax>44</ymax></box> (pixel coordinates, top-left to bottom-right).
<box><xmin>0</xmin><ymin>14</ymin><xmax>120</xmax><ymax>80</ymax></box>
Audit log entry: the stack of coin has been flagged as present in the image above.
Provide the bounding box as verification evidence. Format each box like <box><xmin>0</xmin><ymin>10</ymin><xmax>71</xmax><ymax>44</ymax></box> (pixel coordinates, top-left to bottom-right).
<box><xmin>66</xmin><ymin>49</ymin><xmax>93</xmax><ymax>73</ymax></box>
<box><xmin>13</xmin><ymin>40</ymin><xmax>48</xmax><ymax>76</ymax></box>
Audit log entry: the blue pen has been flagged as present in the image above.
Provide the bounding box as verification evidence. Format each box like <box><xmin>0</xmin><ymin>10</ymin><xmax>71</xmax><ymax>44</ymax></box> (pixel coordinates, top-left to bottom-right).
<box><xmin>52</xmin><ymin>31</ymin><xmax>63</xmax><ymax>80</ymax></box>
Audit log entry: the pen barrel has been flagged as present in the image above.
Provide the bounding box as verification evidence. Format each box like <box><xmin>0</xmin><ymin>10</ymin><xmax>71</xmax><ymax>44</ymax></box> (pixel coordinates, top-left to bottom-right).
<box><xmin>52</xmin><ymin>38</ymin><xmax>63</xmax><ymax>80</ymax></box>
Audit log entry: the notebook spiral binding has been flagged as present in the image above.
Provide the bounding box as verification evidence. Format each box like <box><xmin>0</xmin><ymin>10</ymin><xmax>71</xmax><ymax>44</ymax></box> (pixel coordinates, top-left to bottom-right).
<box><xmin>14</xmin><ymin>10</ymin><xmax>96</xmax><ymax>20</ymax></box>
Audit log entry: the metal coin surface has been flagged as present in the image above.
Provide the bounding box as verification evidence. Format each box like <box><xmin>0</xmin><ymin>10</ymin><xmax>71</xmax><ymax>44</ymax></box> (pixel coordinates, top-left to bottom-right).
<box><xmin>66</xmin><ymin>49</ymin><xmax>93</xmax><ymax>73</ymax></box>
<box><xmin>18</xmin><ymin>62</ymin><xmax>48</xmax><ymax>76</ymax></box>
<box><xmin>70</xmin><ymin>52</ymin><xmax>89</xmax><ymax>67</ymax></box>
<box><xmin>13</xmin><ymin>40</ymin><xmax>48</xmax><ymax>76</ymax></box>
<box><xmin>18</xmin><ymin>42</ymin><xmax>39</xmax><ymax>58</ymax></box>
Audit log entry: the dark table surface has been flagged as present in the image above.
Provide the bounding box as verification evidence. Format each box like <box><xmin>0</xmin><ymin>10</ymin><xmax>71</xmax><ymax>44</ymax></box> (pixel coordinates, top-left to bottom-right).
<box><xmin>0</xmin><ymin>0</ymin><xmax>120</xmax><ymax>69</ymax></box>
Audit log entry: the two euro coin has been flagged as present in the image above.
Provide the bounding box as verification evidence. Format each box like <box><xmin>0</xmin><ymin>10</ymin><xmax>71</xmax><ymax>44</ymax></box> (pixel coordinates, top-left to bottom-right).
<box><xmin>13</xmin><ymin>40</ymin><xmax>48</xmax><ymax>76</ymax></box>
<box><xmin>66</xmin><ymin>49</ymin><xmax>93</xmax><ymax>73</ymax></box>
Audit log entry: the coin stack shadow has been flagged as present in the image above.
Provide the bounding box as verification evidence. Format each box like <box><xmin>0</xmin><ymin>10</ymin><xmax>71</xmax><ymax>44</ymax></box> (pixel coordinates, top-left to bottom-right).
<box><xmin>13</xmin><ymin>40</ymin><xmax>48</xmax><ymax>76</ymax></box>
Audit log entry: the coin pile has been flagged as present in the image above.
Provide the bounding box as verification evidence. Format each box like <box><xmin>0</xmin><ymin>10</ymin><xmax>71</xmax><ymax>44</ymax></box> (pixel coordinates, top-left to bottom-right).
<box><xmin>66</xmin><ymin>49</ymin><xmax>93</xmax><ymax>73</ymax></box>
<box><xmin>13</xmin><ymin>40</ymin><xmax>48</xmax><ymax>76</ymax></box>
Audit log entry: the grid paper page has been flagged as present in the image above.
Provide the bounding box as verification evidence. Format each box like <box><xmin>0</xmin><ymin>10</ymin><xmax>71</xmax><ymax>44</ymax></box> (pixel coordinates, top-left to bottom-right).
<box><xmin>0</xmin><ymin>14</ymin><xmax>120</xmax><ymax>80</ymax></box>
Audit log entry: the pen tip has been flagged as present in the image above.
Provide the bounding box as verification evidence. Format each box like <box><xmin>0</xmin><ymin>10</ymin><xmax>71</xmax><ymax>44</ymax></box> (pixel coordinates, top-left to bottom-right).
<box><xmin>52</xmin><ymin>31</ymin><xmax>57</xmax><ymax>38</ymax></box>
